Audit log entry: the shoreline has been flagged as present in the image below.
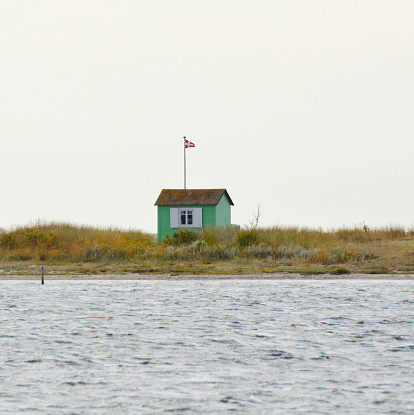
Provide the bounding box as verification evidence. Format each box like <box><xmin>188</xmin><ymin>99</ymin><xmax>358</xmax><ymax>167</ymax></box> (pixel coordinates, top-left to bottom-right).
<box><xmin>1</xmin><ymin>273</ymin><xmax>414</xmax><ymax>281</ymax></box>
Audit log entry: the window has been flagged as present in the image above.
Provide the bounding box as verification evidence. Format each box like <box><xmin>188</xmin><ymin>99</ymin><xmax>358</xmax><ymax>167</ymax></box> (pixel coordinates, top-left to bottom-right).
<box><xmin>180</xmin><ymin>209</ymin><xmax>193</xmax><ymax>226</ymax></box>
<box><xmin>170</xmin><ymin>208</ymin><xmax>202</xmax><ymax>228</ymax></box>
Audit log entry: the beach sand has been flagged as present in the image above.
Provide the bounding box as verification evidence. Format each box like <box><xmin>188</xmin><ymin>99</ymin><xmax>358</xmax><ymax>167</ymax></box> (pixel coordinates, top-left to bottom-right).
<box><xmin>1</xmin><ymin>273</ymin><xmax>413</xmax><ymax>280</ymax></box>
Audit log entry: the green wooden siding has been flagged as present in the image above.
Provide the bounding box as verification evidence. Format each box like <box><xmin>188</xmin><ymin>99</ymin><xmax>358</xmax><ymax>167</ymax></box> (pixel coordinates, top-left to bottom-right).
<box><xmin>157</xmin><ymin>206</ymin><xmax>171</xmax><ymax>242</ymax></box>
<box><xmin>202</xmin><ymin>205</ymin><xmax>216</xmax><ymax>227</ymax></box>
<box><xmin>157</xmin><ymin>195</ymin><xmax>232</xmax><ymax>242</ymax></box>
<box><xmin>215</xmin><ymin>194</ymin><xmax>232</xmax><ymax>226</ymax></box>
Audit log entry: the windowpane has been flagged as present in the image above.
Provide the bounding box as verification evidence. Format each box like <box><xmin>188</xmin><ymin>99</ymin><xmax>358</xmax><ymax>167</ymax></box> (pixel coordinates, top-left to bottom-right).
<box><xmin>180</xmin><ymin>210</ymin><xmax>186</xmax><ymax>225</ymax></box>
<box><xmin>177</xmin><ymin>209</ymin><xmax>197</xmax><ymax>227</ymax></box>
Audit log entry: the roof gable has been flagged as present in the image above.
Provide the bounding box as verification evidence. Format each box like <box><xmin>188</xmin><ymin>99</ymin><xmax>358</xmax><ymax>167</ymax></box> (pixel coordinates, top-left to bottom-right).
<box><xmin>155</xmin><ymin>189</ymin><xmax>234</xmax><ymax>206</ymax></box>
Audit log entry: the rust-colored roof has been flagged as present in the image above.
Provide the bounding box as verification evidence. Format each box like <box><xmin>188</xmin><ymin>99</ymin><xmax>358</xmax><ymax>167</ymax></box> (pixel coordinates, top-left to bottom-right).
<box><xmin>154</xmin><ymin>189</ymin><xmax>234</xmax><ymax>206</ymax></box>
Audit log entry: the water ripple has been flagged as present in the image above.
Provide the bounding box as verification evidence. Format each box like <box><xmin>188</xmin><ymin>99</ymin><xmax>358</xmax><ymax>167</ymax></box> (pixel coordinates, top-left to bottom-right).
<box><xmin>0</xmin><ymin>279</ymin><xmax>413</xmax><ymax>414</ymax></box>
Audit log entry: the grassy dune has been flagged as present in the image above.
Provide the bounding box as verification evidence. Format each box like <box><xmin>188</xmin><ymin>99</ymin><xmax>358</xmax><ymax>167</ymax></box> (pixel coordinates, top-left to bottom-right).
<box><xmin>0</xmin><ymin>222</ymin><xmax>413</xmax><ymax>275</ymax></box>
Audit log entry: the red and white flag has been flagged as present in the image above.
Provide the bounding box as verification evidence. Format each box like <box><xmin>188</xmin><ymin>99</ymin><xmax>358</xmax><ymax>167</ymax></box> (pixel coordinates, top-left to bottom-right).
<box><xmin>183</xmin><ymin>136</ymin><xmax>195</xmax><ymax>189</ymax></box>
<box><xmin>184</xmin><ymin>137</ymin><xmax>195</xmax><ymax>148</ymax></box>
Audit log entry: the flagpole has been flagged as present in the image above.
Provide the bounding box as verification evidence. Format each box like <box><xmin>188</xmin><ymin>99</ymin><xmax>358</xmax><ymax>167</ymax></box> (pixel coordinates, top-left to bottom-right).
<box><xmin>183</xmin><ymin>136</ymin><xmax>186</xmax><ymax>189</ymax></box>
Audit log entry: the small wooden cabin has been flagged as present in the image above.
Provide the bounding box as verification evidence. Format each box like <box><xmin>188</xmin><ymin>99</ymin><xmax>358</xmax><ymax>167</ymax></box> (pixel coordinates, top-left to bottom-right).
<box><xmin>154</xmin><ymin>189</ymin><xmax>234</xmax><ymax>242</ymax></box>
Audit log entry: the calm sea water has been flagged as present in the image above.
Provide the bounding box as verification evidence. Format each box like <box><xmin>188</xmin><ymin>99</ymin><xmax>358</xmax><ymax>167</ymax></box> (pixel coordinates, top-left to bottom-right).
<box><xmin>1</xmin><ymin>279</ymin><xmax>413</xmax><ymax>414</ymax></box>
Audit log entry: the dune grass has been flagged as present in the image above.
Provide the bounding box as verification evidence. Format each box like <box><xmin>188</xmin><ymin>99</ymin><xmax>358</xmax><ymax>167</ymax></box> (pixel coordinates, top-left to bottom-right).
<box><xmin>0</xmin><ymin>221</ymin><xmax>154</xmax><ymax>262</ymax></box>
<box><xmin>0</xmin><ymin>222</ymin><xmax>413</xmax><ymax>275</ymax></box>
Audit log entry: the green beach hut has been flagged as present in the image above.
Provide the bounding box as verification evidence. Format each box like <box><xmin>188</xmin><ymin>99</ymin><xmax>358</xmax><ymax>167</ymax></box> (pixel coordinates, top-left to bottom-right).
<box><xmin>154</xmin><ymin>189</ymin><xmax>234</xmax><ymax>242</ymax></box>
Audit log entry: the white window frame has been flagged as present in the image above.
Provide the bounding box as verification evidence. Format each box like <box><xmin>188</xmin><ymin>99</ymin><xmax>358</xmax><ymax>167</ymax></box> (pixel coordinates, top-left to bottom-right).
<box><xmin>170</xmin><ymin>207</ymin><xmax>202</xmax><ymax>228</ymax></box>
<box><xmin>180</xmin><ymin>209</ymin><xmax>193</xmax><ymax>226</ymax></box>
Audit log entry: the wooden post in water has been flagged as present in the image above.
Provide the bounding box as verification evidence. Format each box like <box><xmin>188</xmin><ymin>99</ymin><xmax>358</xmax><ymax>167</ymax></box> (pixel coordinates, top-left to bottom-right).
<box><xmin>41</xmin><ymin>266</ymin><xmax>44</xmax><ymax>284</ymax></box>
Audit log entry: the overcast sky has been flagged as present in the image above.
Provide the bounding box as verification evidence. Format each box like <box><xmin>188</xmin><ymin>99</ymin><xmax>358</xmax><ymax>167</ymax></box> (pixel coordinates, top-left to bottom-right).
<box><xmin>2</xmin><ymin>1</ymin><xmax>413</xmax><ymax>233</ymax></box>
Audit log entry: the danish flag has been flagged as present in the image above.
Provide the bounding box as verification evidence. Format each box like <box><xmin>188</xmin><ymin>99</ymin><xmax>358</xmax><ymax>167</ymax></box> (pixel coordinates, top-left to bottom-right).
<box><xmin>184</xmin><ymin>137</ymin><xmax>195</xmax><ymax>148</ymax></box>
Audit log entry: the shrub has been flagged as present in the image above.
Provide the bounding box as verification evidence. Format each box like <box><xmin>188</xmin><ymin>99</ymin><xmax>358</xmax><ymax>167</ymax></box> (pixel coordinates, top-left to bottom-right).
<box><xmin>0</xmin><ymin>233</ymin><xmax>17</xmax><ymax>249</ymax></box>
<box><xmin>328</xmin><ymin>247</ymin><xmax>348</xmax><ymax>264</ymax></box>
<box><xmin>201</xmin><ymin>225</ymin><xmax>240</xmax><ymax>246</ymax></box>
<box><xmin>277</xmin><ymin>245</ymin><xmax>319</xmax><ymax>260</ymax></box>
<box><xmin>237</xmin><ymin>229</ymin><xmax>259</xmax><ymax>247</ymax></box>
<box><xmin>165</xmin><ymin>229</ymin><xmax>199</xmax><ymax>245</ymax></box>
<box><xmin>332</xmin><ymin>268</ymin><xmax>351</xmax><ymax>275</ymax></box>
<box><xmin>244</xmin><ymin>244</ymin><xmax>275</xmax><ymax>259</ymax></box>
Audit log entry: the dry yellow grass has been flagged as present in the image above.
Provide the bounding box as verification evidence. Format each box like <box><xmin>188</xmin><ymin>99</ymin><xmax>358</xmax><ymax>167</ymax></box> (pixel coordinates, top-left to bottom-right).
<box><xmin>0</xmin><ymin>222</ymin><xmax>413</xmax><ymax>275</ymax></box>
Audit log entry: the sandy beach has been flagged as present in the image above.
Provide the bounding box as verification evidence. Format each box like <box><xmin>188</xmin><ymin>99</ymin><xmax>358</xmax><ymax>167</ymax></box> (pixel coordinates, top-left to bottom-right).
<box><xmin>1</xmin><ymin>273</ymin><xmax>413</xmax><ymax>280</ymax></box>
